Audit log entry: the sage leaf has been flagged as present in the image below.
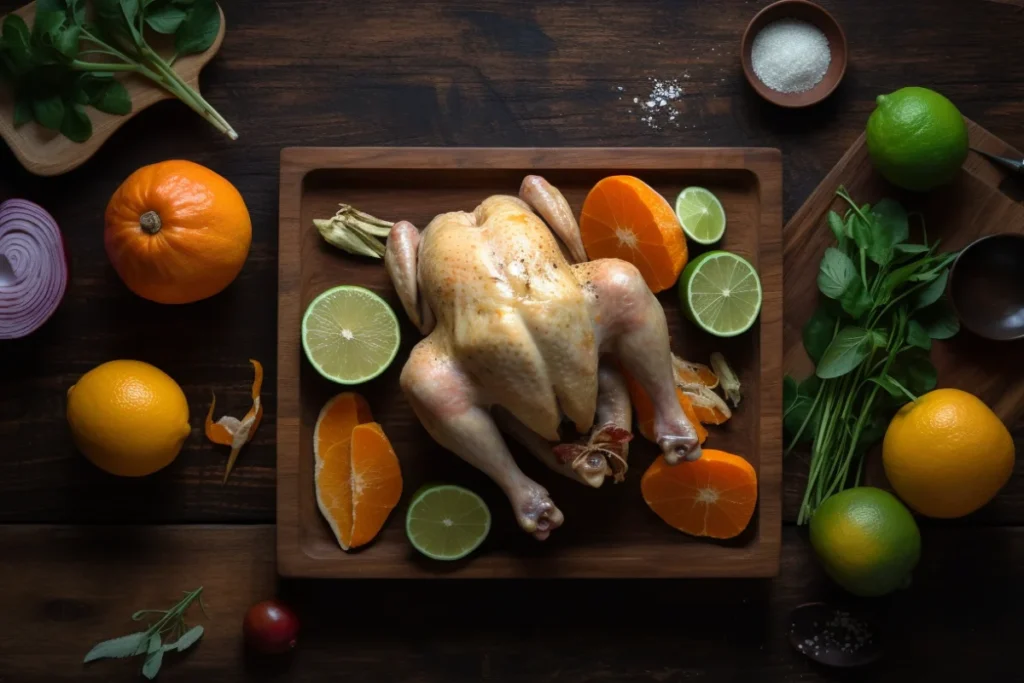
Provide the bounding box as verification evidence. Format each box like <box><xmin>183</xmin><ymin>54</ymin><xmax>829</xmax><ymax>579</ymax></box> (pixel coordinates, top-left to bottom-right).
<box><xmin>174</xmin><ymin>0</ymin><xmax>220</xmax><ymax>55</ymax></box>
<box><xmin>818</xmin><ymin>247</ymin><xmax>857</xmax><ymax>299</ymax></box>
<box><xmin>84</xmin><ymin>632</ymin><xmax>148</xmax><ymax>662</ymax></box>
<box><xmin>916</xmin><ymin>301</ymin><xmax>959</xmax><ymax>339</ymax></box>
<box><xmin>906</xmin><ymin>319</ymin><xmax>932</xmax><ymax>350</ymax></box>
<box><xmin>840</xmin><ymin>279</ymin><xmax>873</xmax><ymax>319</ymax></box>
<box><xmin>802</xmin><ymin>306</ymin><xmax>836</xmax><ymax>364</ymax></box>
<box><xmin>60</xmin><ymin>102</ymin><xmax>92</xmax><ymax>142</ymax></box>
<box><xmin>32</xmin><ymin>95</ymin><xmax>65</xmax><ymax>130</ymax></box>
<box><xmin>913</xmin><ymin>270</ymin><xmax>949</xmax><ymax>310</ymax></box>
<box><xmin>142</xmin><ymin>648</ymin><xmax>164</xmax><ymax>680</ymax></box>
<box><xmin>168</xmin><ymin>624</ymin><xmax>204</xmax><ymax>652</ymax></box>
<box><xmin>817</xmin><ymin>327</ymin><xmax>872</xmax><ymax>379</ymax></box>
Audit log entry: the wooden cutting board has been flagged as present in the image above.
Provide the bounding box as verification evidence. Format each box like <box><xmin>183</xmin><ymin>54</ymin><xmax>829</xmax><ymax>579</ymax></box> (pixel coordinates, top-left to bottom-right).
<box><xmin>278</xmin><ymin>147</ymin><xmax>783</xmax><ymax>578</ymax></box>
<box><xmin>784</xmin><ymin>120</ymin><xmax>1024</xmax><ymax>428</ymax></box>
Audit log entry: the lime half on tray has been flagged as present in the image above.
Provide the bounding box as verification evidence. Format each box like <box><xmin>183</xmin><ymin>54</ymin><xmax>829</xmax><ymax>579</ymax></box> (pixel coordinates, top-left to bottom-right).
<box><xmin>679</xmin><ymin>251</ymin><xmax>762</xmax><ymax>337</ymax></box>
<box><xmin>675</xmin><ymin>187</ymin><xmax>726</xmax><ymax>245</ymax></box>
<box><xmin>301</xmin><ymin>286</ymin><xmax>400</xmax><ymax>384</ymax></box>
<box><xmin>406</xmin><ymin>485</ymin><xmax>491</xmax><ymax>561</ymax></box>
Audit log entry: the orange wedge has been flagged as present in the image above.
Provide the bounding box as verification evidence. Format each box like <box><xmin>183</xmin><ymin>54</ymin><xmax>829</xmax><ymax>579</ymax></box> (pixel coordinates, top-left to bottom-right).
<box><xmin>314</xmin><ymin>393</ymin><xmax>402</xmax><ymax>550</ymax></box>
<box><xmin>580</xmin><ymin>176</ymin><xmax>688</xmax><ymax>292</ymax></box>
<box><xmin>624</xmin><ymin>371</ymin><xmax>708</xmax><ymax>445</ymax></box>
<box><xmin>641</xmin><ymin>450</ymin><xmax>758</xmax><ymax>539</ymax></box>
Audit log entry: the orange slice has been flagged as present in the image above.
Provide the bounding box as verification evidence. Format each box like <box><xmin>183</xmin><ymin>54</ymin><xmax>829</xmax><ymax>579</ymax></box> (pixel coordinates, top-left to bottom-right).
<box><xmin>580</xmin><ymin>176</ymin><xmax>688</xmax><ymax>292</ymax></box>
<box><xmin>641</xmin><ymin>450</ymin><xmax>758</xmax><ymax>539</ymax></box>
<box><xmin>314</xmin><ymin>393</ymin><xmax>402</xmax><ymax>550</ymax></box>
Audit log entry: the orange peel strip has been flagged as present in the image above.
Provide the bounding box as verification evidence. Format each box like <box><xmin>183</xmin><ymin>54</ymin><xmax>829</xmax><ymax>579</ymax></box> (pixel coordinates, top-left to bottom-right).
<box><xmin>205</xmin><ymin>359</ymin><xmax>264</xmax><ymax>483</ymax></box>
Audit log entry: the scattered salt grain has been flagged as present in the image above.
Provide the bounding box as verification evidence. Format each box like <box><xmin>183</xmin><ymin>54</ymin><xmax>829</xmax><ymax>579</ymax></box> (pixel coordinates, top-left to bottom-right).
<box><xmin>750</xmin><ymin>18</ymin><xmax>830</xmax><ymax>94</ymax></box>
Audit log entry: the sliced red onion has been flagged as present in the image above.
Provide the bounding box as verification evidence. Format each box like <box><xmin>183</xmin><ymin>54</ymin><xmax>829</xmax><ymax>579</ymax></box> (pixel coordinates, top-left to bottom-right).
<box><xmin>0</xmin><ymin>199</ymin><xmax>68</xmax><ymax>340</ymax></box>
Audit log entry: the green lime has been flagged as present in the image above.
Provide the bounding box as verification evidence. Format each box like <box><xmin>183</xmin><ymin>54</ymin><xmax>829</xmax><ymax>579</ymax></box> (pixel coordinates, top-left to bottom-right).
<box><xmin>301</xmin><ymin>285</ymin><xmax>400</xmax><ymax>384</ymax></box>
<box><xmin>809</xmin><ymin>487</ymin><xmax>921</xmax><ymax>597</ymax></box>
<box><xmin>675</xmin><ymin>187</ymin><xmax>726</xmax><ymax>244</ymax></box>
<box><xmin>406</xmin><ymin>485</ymin><xmax>491</xmax><ymax>561</ymax></box>
<box><xmin>866</xmin><ymin>87</ymin><xmax>968</xmax><ymax>191</ymax></box>
<box><xmin>678</xmin><ymin>250</ymin><xmax>762</xmax><ymax>337</ymax></box>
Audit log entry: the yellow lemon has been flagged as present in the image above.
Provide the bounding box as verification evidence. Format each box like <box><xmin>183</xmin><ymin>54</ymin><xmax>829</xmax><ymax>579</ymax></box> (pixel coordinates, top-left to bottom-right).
<box><xmin>67</xmin><ymin>360</ymin><xmax>191</xmax><ymax>477</ymax></box>
<box><xmin>883</xmin><ymin>388</ymin><xmax>1014</xmax><ymax>518</ymax></box>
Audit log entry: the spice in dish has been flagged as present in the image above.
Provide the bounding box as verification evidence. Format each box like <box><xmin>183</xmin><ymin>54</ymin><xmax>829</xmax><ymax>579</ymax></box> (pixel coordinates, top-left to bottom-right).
<box><xmin>751</xmin><ymin>19</ymin><xmax>831</xmax><ymax>94</ymax></box>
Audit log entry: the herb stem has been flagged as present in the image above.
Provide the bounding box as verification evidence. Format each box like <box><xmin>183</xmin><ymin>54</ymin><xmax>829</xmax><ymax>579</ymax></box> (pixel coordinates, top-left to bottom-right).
<box><xmin>71</xmin><ymin>61</ymin><xmax>139</xmax><ymax>73</ymax></box>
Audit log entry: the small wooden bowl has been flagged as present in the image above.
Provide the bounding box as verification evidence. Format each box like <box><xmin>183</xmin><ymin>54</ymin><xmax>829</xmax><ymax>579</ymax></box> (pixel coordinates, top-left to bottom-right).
<box><xmin>0</xmin><ymin>2</ymin><xmax>226</xmax><ymax>177</ymax></box>
<box><xmin>741</xmin><ymin>0</ymin><xmax>847</xmax><ymax>108</ymax></box>
<box><xmin>949</xmin><ymin>233</ymin><xmax>1024</xmax><ymax>341</ymax></box>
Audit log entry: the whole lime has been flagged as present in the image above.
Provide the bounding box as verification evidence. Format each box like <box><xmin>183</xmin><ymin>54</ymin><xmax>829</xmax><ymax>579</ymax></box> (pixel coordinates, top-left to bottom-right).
<box><xmin>809</xmin><ymin>487</ymin><xmax>921</xmax><ymax>597</ymax></box>
<box><xmin>866</xmin><ymin>87</ymin><xmax>968</xmax><ymax>191</ymax></box>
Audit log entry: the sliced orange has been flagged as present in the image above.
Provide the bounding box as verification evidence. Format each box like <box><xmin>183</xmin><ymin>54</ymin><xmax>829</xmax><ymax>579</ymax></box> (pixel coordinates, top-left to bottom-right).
<box><xmin>580</xmin><ymin>176</ymin><xmax>688</xmax><ymax>292</ymax></box>
<box><xmin>641</xmin><ymin>449</ymin><xmax>758</xmax><ymax>539</ymax></box>
<box><xmin>314</xmin><ymin>393</ymin><xmax>402</xmax><ymax>550</ymax></box>
<box><xmin>623</xmin><ymin>371</ymin><xmax>708</xmax><ymax>445</ymax></box>
<box><xmin>672</xmin><ymin>354</ymin><xmax>719</xmax><ymax>389</ymax></box>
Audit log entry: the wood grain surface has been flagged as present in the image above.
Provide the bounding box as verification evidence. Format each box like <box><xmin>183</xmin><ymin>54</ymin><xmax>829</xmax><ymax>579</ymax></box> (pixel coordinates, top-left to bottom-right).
<box><xmin>277</xmin><ymin>147</ymin><xmax>782</xmax><ymax>578</ymax></box>
<box><xmin>2</xmin><ymin>0</ymin><xmax>1024</xmax><ymax>679</ymax></box>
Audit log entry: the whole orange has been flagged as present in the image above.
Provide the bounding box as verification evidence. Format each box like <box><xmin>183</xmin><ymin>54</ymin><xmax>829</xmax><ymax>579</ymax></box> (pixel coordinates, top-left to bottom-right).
<box><xmin>105</xmin><ymin>160</ymin><xmax>252</xmax><ymax>304</ymax></box>
<box><xmin>883</xmin><ymin>388</ymin><xmax>1015</xmax><ymax>518</ymax></box>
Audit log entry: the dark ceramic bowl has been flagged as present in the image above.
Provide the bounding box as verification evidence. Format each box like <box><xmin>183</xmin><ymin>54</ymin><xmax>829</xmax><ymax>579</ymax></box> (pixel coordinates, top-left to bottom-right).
<box><xmin>949</xmin><ymin>233</ymin><xmax>1024</xmax><ymax>341</ymax></box>
<box><xmin>741</xmin><ymin>0</ymin><xmax>848</xmax><ymax>108</ymax></box>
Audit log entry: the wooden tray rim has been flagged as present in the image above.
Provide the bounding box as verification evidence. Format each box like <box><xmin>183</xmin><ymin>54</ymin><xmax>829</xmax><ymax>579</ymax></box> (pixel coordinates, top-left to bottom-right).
<box><xmin>277</xmin><ymin>146</ymin><xmax>783</xmax><ymax>579</ymax></box>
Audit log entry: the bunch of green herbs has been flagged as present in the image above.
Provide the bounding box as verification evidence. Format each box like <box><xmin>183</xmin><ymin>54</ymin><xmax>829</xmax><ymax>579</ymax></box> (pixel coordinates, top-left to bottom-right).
<box><xmin>0</xmin><ymin>0</ymin><xmax>234</xmax><ymax>142</ymax></box>
<box><xmin>83</xmin><ymin>586</ymin><xmax>207</xmax><ymax>679</ymax></box>
<box><xmin>785</xmin><ymin>187</ymin><xmax>960</xmax><ymax>524</ymax></box>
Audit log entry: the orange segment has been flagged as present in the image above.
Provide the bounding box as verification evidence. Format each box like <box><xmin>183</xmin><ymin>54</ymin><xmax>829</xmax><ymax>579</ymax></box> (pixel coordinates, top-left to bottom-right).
<box><xmin>580</xmin><ymin>176</ymin><xmax>688</xmax><ymax>292</ymax></box>
<box><xmin>348</xmin><ymin>423</ymin><xmax>403</xmax><ymax>548</ymax></box>
<box><xmin>314</xmin><ymin>393</ymin><xmax>376</xmax><ymax>550</ymax></box>
<box><xmin>641</xmin><ymin>449</ymin><xmax>757</xmax><ymax>539</ymax></box>
<box><xmin>623</xmin><ymin>371</ymin><xmax>708</xmax><ymax>445</ymax></box>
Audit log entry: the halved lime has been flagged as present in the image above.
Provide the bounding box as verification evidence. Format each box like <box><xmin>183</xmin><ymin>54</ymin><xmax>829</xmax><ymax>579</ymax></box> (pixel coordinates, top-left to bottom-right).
<box><xmin>301</xmin><ymin>286</ymin><xmax>400</xmax><ymax>384</ymax></box>
<box><xmin>406</xmin><ymin>484</ymin><xmax>491</xmax><ymax>561</ymax></box>
<box><xmin>675</xmin><ymin>187</ymin><xmax>727</xmax><ymax>244</ymax></box>
<box><xmin>679</xmin><ymin>251</ymin><xmax>762</xmax><ymax>337</ymax></box>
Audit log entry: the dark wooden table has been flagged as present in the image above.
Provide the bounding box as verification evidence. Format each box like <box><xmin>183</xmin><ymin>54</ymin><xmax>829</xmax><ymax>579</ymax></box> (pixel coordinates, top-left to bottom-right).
<box><xmin>2</xmin><ymin>1</ymin><xmax>1023</xmax><ymax>680</ymax></box>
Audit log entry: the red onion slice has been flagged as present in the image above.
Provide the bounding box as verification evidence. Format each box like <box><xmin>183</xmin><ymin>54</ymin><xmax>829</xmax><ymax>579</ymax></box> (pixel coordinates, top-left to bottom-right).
<box><xmin>0</xmin><ymin>199</ymin><xmax>69</xmax><ymax>340</ymax></box>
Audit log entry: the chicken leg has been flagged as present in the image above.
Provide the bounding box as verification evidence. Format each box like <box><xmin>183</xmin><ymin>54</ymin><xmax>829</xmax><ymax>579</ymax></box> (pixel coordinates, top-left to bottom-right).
<box><xmin>401</xmin><ymin>335</ymin><xmax>565</xmax><ymax>540</ymax></box>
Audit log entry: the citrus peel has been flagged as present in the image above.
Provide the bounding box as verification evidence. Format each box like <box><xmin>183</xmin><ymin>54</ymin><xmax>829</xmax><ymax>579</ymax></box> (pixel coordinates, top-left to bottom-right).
<box><xmin>205</xmin><ymin>359</ymin><xmax>264</xmax><ymax>483</ymax></box>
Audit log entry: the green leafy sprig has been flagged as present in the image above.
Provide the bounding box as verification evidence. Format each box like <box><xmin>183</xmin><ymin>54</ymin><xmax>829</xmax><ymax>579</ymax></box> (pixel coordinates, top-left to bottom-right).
<box><xmin>784</xmin><ymin>187</ymin><xmax>960</xmax><ymax>524</ymax></box>
<box><xmin>0</xmin><ymin>0</ymin><xmax>234</xmax><ymax>142</ymax></box>
<box><xmin>84</xmin><ymin>586</ymin><xmax>207</xmax><ymax>680</ymax></box>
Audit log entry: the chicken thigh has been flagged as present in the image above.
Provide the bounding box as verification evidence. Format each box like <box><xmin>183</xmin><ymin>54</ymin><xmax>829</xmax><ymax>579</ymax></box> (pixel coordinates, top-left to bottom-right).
<box><xmin>385</xmin><ymin>176</ymin><xmax>701</xmax><ymax>539</ymax></box>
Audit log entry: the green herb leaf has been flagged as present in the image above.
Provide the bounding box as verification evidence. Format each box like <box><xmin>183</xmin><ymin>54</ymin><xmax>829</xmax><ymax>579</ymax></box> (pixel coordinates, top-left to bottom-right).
<box><xmin>868</xmin><ymin>375</ymin><xmax>916</xmax><ymax>402</ymax></box>
<box><xmin>84</xmin><ymin>632</ymin><xmax>148</xmax><ymax>662</ymax></box>
<box><xmin>870</xmin><ymin>329</ymin><xmax>887</xmax><ymax>347</ymax></box>
<box><xmin>799</xmin><ymin>374</ymin><xmax>821</xmax><ymax>397</ymax></box>
<box><xmin>142</xmin><ymin>647</ymin><xmax>164</xmax><ymax>680</ymax></box>
<box><xmin>60</xmin><ymin>102</ymin><xmax>92</xmax><ymax>142</ymax></box>
<box><xmin>169</xmin><ymin>624</ymin><xmax>204</xmax><ymax>652</ymax></box>
<box><xmin>2</xmin><ymin>15</ymin><xmax>34</xmax><ymax>68</ymax></box>
<box><xmin>784</xmin><ymin>393</ymin><xmax>817</xmax><ymax>443</ymax></box>
<box><xmin>32</xmin><ymin>94</ymin><xmax>65</xmax><ymax>130</ymax></box>
<box><xmin>33</xmin><ymin>11</ymin><xmax>66</xmax><ymax>43</ymax></box>
<box><xmin>783</xmin><ymin>375</ymin><xmax>797</xmax><ymax>405</ymax></box>
<box><xmin>36</xmin><ymin>0</ymin><xmax>69</xmax><ymax>12</ymax></box>
<box><xmin>913</xmin><ymin>270</ymin><xmax>949</xmax><ymax>312</ymax></box>
<box><xmin>802</xmin><ymin>306</ymin><xmax>836</xmax><ymax>364</ymax></box>
<box><xmin>13</xmin><ymin>98</ymin><xmax>33</xmax><ymax>126</ymax></box>
<box><xmin>145</xmin><ymin>3</ymin><xmax>188</xmax><ymax>34</ymax></box>
<box><xmin>87</xmin><ymin>78</ymin><xmax>132</xmax><ymax>114</ymax></box>
<box><xmin>174</xmin><ymin>0</ymin><xmax>220</xmax><ymax>55</ymax></box>
<box><xmin>55</xmin><ymin>24</ymin><xmax>82</xmax><ymax>58</ymax></box>
<box><xmin>818</xmin><ymin>247</ymin><xmax>857</xmax><ymax>299</ymax></box>
<box><xmin>121</xmin><ymin>0</ymin><xmax>141</xmax><ymax>28</ymax></box>
<box><xmin>839</xmin><ymin>279</ymin><xmax>873</xmax><ymax>319</ymax></box>
<box><xmin>865</xmin><ymin>199</ymin><xmax>909</xmax><ymax>266</ymax></box>
<box><xmin>817</xmin><ymin>327</ymin><xmax>872</xmax><ymax>379</ymax></box>
<box><xmin>827</xmin><ymin>210</ymin><xmax>847</xmax><ymax>249</ymax></box>
<box><xmin>916</xmin><ymin>301</ymin><xmax>960</xmax><ymax>339</ymax></box>
<box><xmin>855</xmin><ymin>410</ymin><xmax>889</xmax><ymax>454</ymax></box>
<box><xmin>894</xmin><ymin>243</ymin><xmax>929</xmax><ymax>256</ymax></box>
<box><xmin>847</xmin><ymin>212</ymin><xmax>872</xmax><ymax>251</ymax></box>
<box><xmin>906</xmin><ymin>319</ymin><xmax>932</xmax><ymax>350</ymax></box>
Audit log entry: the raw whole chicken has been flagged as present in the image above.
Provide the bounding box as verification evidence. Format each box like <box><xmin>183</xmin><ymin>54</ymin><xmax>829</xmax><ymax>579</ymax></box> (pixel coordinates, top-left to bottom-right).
<box><xmin>385</xmin><ymin>176</ymin><xmax>701</xmax><ymax>539</ymax></box>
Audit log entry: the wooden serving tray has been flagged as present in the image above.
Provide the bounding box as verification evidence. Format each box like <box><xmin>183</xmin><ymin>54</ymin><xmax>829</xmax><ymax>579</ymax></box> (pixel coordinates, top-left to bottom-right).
<box><xmin>0</xmin><ymin>1</ymin><xmax>226</xmax><ymax>177</ymax></box>
<box><xmin>278</xmin><ymin>148</ymin><xmax>783</xmax><ymax>578</ymax></box>
<box><xmin>785</xmin><ymin>121</ymin><xmax>1024</xmax><ymax>428</ymax></box>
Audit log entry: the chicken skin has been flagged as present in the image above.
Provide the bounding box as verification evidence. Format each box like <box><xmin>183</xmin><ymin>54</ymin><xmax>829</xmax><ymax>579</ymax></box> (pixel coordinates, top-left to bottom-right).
<box><xmin>385</xmin><ymin>176</ymin><xmax>701</xmax><ymax>539</ymax></box>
